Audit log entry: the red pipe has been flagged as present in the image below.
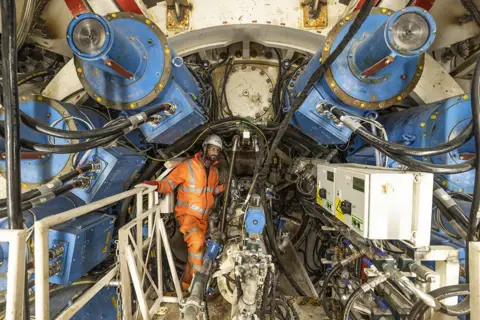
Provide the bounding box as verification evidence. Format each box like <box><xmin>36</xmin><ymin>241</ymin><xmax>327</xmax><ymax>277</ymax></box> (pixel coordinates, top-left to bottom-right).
<box><xmin>64</xmin><ymin>0</ymin><xmax>90</xmax><ymax>16</ymax></box>
<box><xmin>115</xmin><ymin>0</ymin><xmax>143</xmax><ymax>14</ymax></box>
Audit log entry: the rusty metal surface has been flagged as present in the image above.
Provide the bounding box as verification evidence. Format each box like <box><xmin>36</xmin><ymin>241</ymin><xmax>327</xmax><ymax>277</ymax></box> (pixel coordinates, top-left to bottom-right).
<box><xmin>302</xmin><ymin>2</ymin><xmax>328</xmax><ymax>29</ymax></box>
<box><xmin>361</xmin><ymin>55</ymin><xmax>395</xmax><ymax>78</ymax></box>
<box><xmin>166</xmin><ymin>7</ymin><xmax>191</xmax><ymax>31</ymax></box>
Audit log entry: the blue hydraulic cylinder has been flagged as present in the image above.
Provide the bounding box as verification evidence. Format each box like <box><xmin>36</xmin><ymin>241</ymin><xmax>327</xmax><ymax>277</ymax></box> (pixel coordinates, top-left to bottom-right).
<box><xmin>0</xmin><ymin>95</ymin><xmax>106</xmax><ymax>189</ymax></box>
<box><xmin>347</xmin><ymin>94</ymin><xmax>475</xmax><ymax>193</ymax></box>
<box><xmin>287</xmin><ymin>7</ymin><xmax>436</xmax><ymax>145</ymax></box>
<box><xmin>67</xmin><ymin>12</ymin><xmax>205</xmax><ymax>144</ymax></box>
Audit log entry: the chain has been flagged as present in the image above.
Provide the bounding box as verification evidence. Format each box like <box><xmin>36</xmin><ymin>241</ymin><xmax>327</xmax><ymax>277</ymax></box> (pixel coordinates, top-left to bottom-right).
<box><xmin>114</xmin><ymin>239</ymin><xmax>122</xmax><ymax>319</ymax></box>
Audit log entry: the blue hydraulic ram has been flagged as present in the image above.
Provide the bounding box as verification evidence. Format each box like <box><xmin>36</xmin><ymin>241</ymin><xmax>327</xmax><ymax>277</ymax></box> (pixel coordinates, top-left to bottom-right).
<box><xmin>287</xmin><ymin>7</ymin><xmax>436</xmax><ymax>145</ymax></box>
<box><xmin>347</xmin><ymin>94</ymin><xmax>475</xmax><ymax>193</ymax></box>
<box><xmin>66</xmin><ymin>12</ymin><xmax>205</xmax><ymax>144</ymax></box>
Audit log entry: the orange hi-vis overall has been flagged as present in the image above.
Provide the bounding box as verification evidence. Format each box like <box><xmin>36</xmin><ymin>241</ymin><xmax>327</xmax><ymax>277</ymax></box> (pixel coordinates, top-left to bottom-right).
<box><xmin>156</xmin><ymin>153</ymin><xmax>224</xmax><ymax>289</ymax></box>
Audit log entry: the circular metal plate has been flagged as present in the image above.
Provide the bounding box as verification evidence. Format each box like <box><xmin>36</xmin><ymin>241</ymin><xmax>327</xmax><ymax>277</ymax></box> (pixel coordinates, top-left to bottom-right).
<box><xmin>72</xmin><ymin>18</ymin><xmax>107</xmax><ymax>54</ymax></box>
<box><xmin>391</xmin><ymin>12</ymin><xmax>430</xmax><ymax>51</ymax></box>
<box><xmin>223</xmin><ymin>64</ymin><xmax>274</xmax><ymax>121</ymax></box>
<box><xmin>74</xmin><ymin>12</ymin><xmax>172</xmax><ymax>110</ymax></box>
<box><xmin>321</xmin><ymin>8</ymin><xmax>425</xmax><ymax>110</ymax></box>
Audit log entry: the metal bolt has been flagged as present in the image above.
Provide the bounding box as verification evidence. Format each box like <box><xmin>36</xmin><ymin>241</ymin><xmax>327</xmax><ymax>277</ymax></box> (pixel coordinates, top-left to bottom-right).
<box><xmin>255</xmin><ymin>113</ymin><xmax>261</xmax><ymax>118</ymax></box>
<box><xmin>260</xmin><ymin>71</ymin><xmax>265</xmax><ymax>75</ymax></box>
<box><xmin>243</xmin><ymin>90</ymin><xmax>249</xmax><ymax>96</ymax></box>
<box><xmin>106</xmin><ymin>61</ymin><xmax>112</xmax><ymax>66</ymax></box>
<box><xmin>266</xmin><ymin>79</ymin><xmax>271</xmax><ymax>83</ymax></box>
<box><xmin>401</xmin><ymin>74</ymin><xmax>407</xmax><ymax>80</ymax></box>
<box><xmin>251</xmin><ymin>66</ymin><xmax>256</xmax><ymax>70</ymax></box>
<box><xmin>263</xmin><ymin>106</ymin><xmax>269</xmax><ymax>111</ymax></box>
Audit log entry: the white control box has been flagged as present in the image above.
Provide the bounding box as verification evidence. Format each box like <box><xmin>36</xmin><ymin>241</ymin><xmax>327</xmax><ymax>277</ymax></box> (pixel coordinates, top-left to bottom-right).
<box><xmin>317</xmin><ymin>164</ymin><xmax>433</xmax><ymax>246</ymax></box>
<box><xmin>316</xmin><ymin>163</ymin><xmax>338</xmax><ymax>215</ymax></box>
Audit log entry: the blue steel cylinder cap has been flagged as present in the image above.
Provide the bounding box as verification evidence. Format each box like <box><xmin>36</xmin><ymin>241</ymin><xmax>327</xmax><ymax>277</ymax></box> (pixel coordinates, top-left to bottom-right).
<box><xmin>69</xmin><ymin>12</ymin><xmax>172</xmax><ymax>111</ymax></box>
<box><xmin>385</xmin><ymin>7</ymin><xmax>436</xmax><ymax>57</ymax></box>
<box><xmin>321</xmin><ymin>7</ymin><xmax>431</xmax><ymax>110</ymax></box>
<box><xmin>67</xmin><ymin>13</ymin><xmax>113</xmax><ymax>60</ymax></box>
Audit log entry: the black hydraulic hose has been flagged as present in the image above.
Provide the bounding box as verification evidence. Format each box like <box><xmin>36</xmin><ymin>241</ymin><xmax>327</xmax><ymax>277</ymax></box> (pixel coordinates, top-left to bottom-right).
<box><xmin>17</xmin><ymin>69</ymin><xmax>55</xmax><ymax>86</ymax></box>
<box><xmin>459</xmin><ymin>0</ymin><xmax>480</xmax><ymax>28</ymax></box>
<box><xmin>354</xmin><ymin>123</ymin><xmax>473</xmax><ymax>157</ymax></box>
<box><xmin>369</xmin><ymin>141</ymin><xmax>475</xmax><ymax>174</ymax></box>
<box><xmin>432</xmin><ymin>181</ymin><xmax>469</xmax><ymax>232</ymax></box>
<box><xmin>0</xmin><ymin>163</ymin><xmax>95</xmax><ymax>208</ymax></box>
<box><xmin>0</xmin><ymin>121</ymin><xmax>123</xmax><ymax>154</ymax></box>
<box><xmin>342</xmin><ymin>285</ymin><xmax>365</xmax><ymax>320</ymax></box>
<box><xmin>466</xmin><ymin>55</ymin><xmax>480</xmax><ymax>283</ymax></box>
<box><xmin>258</xmin><ymin>0</ymin><xmax>375</xmax><ymax>182</ymax></box>
<box><xmin>330</xmin><ymin>108</ymin><xmax>476</xmax><ymax>174</ymax></box>
<box><xmin>0</xmin><ymin>179</ymin><xmax>84</xmax><ymax>218</ymax></box>
<box><xmin>320</xmin><ymin>262</ymin><xmax>343</xmax><ymax>320</ymax></box>
<box><xmin>1</xmin><ymin>0</ymin><xmax>29</xmax><ymax>317</ymax></box>
<box><xmin>407</xmin><ymin>284</ymin><xmax>470</xmax><ymax>320</ymax></box>
<box><xmin>468</xmin><ymin>57</ymin><xmax>480</xmax><ymax>244</ymax></box>
<box><xmin>118</xmin><ymin>160</ymin><xmax>165</xmax><ymax>228</ymax></box>
<box><xmin>60</xmin><ymin>89</ymin><xmax>85</xmax><ymax>103</ymax></box>
<box><xmin>220</xmin><ymin>137</ymin><xmax>238</xmax><ymax>235</ymax></box>
<box><xmin>260</xmin><ymin>188</ymin><xmax>307</xmax><ymax>296</ymax></box>
<box><xmin>19</xmin><ymin>104</ymin><xmax>170</xmax><ymax>140</ymax></box>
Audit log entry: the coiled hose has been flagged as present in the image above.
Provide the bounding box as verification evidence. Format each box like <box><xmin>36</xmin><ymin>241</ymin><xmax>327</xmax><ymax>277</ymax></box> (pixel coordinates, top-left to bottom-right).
<box><xmin>407</xmin><ymin>284</ymin><xmax>470</xmax><ymax>320</ymax></box>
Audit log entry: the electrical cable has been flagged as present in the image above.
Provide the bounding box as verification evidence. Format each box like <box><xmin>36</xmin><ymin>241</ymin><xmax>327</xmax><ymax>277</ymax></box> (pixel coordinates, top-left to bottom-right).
<box><xmin>140</xmin><ymin>118</ymin><xmax>270</xmax><ymax>162</ymax></box>
<box><xmin>407</xmin><ymin>284</ymin><xmax>470</xmax><ymax>320</ymax></box>
<box><xmin>0</xmin><ymin>163</ymin><xmax>95</xmax><ymax>208</ymax></box>
<box><xmin>260</xmin><ymin>188</ymin><xmax>307</xmax><ymax>296</ymax></box>
<box><xmin>342</xmin><ymin>284</ymin><xmax>367</xmax><ymax>320</ymax></box>
<box><xmin>459</xmin><ymin>0</ymin><xmax>480</xmax><ymax>28</ymax></box>
<box><xmin>0</xmin><ymin>180</ymin><xmax>85</xmax><ymax>219</ymax></box>
<box><xmin>60</xmin><ymin>89</ymin><xmax>85</xmax><ymax>103</ymax></box>
<box><xmin>354</xmin><ymin>122</ymin><xmax>473</xmax><ymax>157</ymax></box>
<box><xmin>258</xmin><ymin>0</ymin><xmax>375</xmax><ymax>183</ymax></box>
<box><xmin>17</xmin><ymin>69</ymin><xmax>55</xmax><ymax>86</ymax></box>
<box><xmin>1</xmin><ymin>0</ymin><xmax>30</xmax><ymax>317</ymax></box>
<box><xmin>320</xmin><ymin>262</ymin><xmax>343</xmax><ymax>320</ymax></box>
<box><xmin>19</xmin><ymin>104</ymin><xmax>170</xmax><ymax>140</ymax></box>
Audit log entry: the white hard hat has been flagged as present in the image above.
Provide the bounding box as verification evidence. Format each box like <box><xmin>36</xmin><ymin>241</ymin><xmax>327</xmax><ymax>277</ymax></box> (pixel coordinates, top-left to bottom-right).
<box><xmin>203</xmin><ymin>134</ymin><xmax>223</xmax><ymax>150</ymax></box>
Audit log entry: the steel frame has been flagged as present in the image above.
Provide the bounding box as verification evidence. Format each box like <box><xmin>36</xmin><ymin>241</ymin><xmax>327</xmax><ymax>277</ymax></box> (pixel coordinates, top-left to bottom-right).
<box><xmin>0</xmin><ymin>229</ymin><xmax>27</xmax><ymax>320</ymax></box>
<box><xmin>118</xmin><ymin>191</ymin><xmax>183</xmax><ymax>320</ymax></box>
<box><xmin>33</xmin><ymin>186</ymin><xmax>164</xmax><ymax>320</ymax></box>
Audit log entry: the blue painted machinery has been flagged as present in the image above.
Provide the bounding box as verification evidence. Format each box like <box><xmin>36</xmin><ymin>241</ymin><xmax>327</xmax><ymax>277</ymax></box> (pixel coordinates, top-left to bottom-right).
<box><xmin>245</xmin><ymin>206</ymin><xmax>266</xmax><ymax>235</ymax></box>
<box><xmin>287</xmin><ymin>7</ymin><xmax>436</xmax><ymax>145</ymax></box>
<box><xmin>72</xmin><ymin>146</ymin><xmax>146</xmax><ymax>203</ymax></box>
<box><xmin>67</xmin><ymin>12</ymin><xmax>205</xmax><ymax>144</ymax></box>
<box><xmin>0</xmin><ymin>193</ymin><xmax>114</xmax><ymax>289</ymax></box>
<box><xmin>0</xmin><ymin>95</ymin><xmax>146</xmax><ymax>202</ymax></box>
<box><xmin>347</xmin><ymin>94</ymin><xmax>475</xmax><ymax>193</ymax></box>
<box><xmin>0</xmin><ymin>95</ymin><xmax>106</xmax><ymax>189</ymax></box>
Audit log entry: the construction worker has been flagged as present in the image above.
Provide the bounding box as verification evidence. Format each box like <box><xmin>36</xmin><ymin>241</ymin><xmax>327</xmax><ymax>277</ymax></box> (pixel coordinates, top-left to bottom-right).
<box><xmin>143</xmin><ymin>135</ymin><xmax>224</xmax><ymax>289</ymax></box>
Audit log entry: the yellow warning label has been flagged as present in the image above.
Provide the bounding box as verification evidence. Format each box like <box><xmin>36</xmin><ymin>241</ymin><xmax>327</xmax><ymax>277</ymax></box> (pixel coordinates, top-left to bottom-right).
<box><xmin>316</xmin><ymin>188</ymin><xmax>323</xmax><ymax>206</ymax></box>
<box><xmin>335</xmin><ymin>197</ymin><xmax>344</xmax><ymax>222</ymax></box>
